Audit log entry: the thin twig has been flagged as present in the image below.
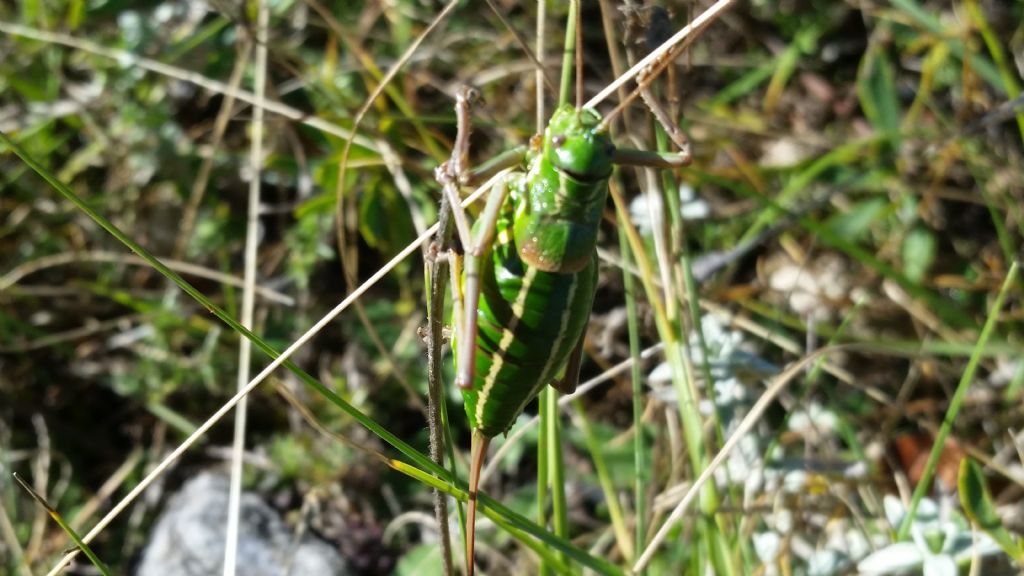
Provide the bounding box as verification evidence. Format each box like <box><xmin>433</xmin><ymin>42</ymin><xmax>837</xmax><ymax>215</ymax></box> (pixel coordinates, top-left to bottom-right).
<box><xmin>484</xmin><ymin>0</ymin><xmax>555</xmax><ymax>98</ymax></box>
<box><xmin>0</xmin><ymin>495</ymin><xmax>33</xmax><ymax>576</ymax></box>
<box><xmin>0</xmin><ymin>314</ymin><xmax>143</xmax><ymax>354</ymax></box>
<box><xmin>426</xmin><ymin>191</ymin><xmax>456</xmax><ymax>576</ymax></box>
<box><xmin>69</xmin><ymin>449</ymin><xmax>144</xmax><ymax>531</ymax></box>
<box><xmin>223</xmin><ymin>2</ymin><xmax>266</xmax><ymax>574</ymax></box>
<box><xmin>26</xmin><ymin>416</ymin><xmax>49</xmax><ymax>563</ymax></box>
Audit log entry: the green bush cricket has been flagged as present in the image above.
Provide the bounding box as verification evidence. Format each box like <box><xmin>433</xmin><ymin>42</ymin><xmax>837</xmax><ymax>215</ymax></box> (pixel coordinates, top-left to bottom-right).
<box><xmin>434</xmin><ymin>52</ymin><xmax>693</xmax><ymax>576</ymax></box>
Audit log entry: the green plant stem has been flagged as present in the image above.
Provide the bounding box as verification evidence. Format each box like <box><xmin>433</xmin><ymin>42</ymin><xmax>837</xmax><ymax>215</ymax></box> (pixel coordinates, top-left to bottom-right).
<box><xmin>609</xmin><ymin>180</ymin><xmax>735</xmax><ymax>575</ymax></box>
<box><xmin>558</xmin><ymin>0</ymin><xmax>578</xmax><ymax>107</ymax></box>
<box><xmin>545</xmin><ymin>386</ymin><xmax>569</xmax><ymax>565</ymax></box>
<box><xmin>574</xmin><ymin>400</ymin><xmax>633</xmax><ymax>562</ymax></box>
<box><xmin>963</xmin><ymin>0</ymin><xmax>1024</xmax><ymax>146</ymax></box>
<box><xmin>537</xmin><ymin>386</ymin><xmax>551</xmax><ymax>576</ymax></box>
<box><xmin>618</xmin><ymin>224</ymin><xmax>647</xmax><ymax>572</ymax></box>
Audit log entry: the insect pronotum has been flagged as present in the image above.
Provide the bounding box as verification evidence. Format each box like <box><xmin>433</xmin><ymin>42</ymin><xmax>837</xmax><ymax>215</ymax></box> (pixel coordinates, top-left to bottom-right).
<box><xmin>429</xmin><ymin>5</ymin><xmax>702</xmax><ymax>575</ymax></box>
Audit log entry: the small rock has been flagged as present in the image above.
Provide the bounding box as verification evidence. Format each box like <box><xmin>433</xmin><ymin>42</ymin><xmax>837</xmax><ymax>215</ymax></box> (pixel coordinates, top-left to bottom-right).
<box><xmin>137</xmin><ymin>471</ymin><xmax>348</xmax><ymax>576</ymax></box>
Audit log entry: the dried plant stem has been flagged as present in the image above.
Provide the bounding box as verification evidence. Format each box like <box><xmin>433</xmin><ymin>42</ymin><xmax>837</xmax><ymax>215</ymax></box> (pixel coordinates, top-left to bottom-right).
<box><xmin>223</xmin><ymin>2</ymin><xmax>267</xmax><ymax>574</ymax></box>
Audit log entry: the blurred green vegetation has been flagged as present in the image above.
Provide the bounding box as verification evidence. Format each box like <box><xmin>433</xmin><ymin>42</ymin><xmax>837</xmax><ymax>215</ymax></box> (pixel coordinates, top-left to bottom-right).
<box><xmin>1</xmin><ymin>0</ymin><xmax>1022</xmax><ymax>574</ymax></box>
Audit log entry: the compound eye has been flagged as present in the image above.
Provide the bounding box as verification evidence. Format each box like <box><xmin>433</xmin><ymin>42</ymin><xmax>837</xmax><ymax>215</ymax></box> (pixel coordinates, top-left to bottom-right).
<box><xmin>551</xmin><ymin>135</ymin><xmax>566</xmax><ymax>148</ymax></box>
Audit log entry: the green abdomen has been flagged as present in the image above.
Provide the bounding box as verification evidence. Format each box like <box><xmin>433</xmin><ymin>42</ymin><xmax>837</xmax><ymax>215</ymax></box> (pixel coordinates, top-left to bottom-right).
<box><xmin>460</xmin><ymin>240</ymin><xmax>597</xmax><ymax>437</ymax></box>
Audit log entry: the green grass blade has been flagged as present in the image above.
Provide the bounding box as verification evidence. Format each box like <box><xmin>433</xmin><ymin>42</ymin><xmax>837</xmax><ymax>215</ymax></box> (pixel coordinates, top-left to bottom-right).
<box><xmin>618</xmin><ymin>225</ymin><xmax>647</xmax><ymax>571</ymax></box>
<box><xmin>574</xmin><ymin>400</ymin><xmax>633</xmax><ymax>562</ymax></box>
<box><xmin>544</xmin><ymin>386</ymin><xmax>569</xmax><ymax>565</ymax></box>
<box><xmin>958</xmin><ymin>458</ymin><xmax>1024</xmax><ymax>562</ymax></box>
<box><xmin>537</xmin><ymin>389</ymin><xmax>551</xmax><ymax>576</ymax></box>
<box><xmin>13</xmin><ymin>473</ymin><xmax>110</xmax><ymax>576</ymax></box>
<box><xmin>963</xmin><ymin>0</ymin><xmax>1024</xmax><ymax>145</ymax></box>
<box><xmin>857</xmin><ymin>38</ymin><xmax>901</xmax><ymax>139</ymax></box>
<box><xmin>897</xmin><ymin>261</ymin><xmax>1020</xmax><ymax>539</ymax></box>
<box><xmin>0</xmin><ymin>128</ymin><xmax>438</xmax><ymax>475</ymax></box>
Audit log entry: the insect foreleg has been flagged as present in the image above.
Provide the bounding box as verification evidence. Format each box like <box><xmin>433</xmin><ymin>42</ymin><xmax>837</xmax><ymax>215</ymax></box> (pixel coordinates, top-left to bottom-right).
<box><xmin>631</xmin><ymin>48</ymin><xmax>695</xmax><ymax>166</ymax></box>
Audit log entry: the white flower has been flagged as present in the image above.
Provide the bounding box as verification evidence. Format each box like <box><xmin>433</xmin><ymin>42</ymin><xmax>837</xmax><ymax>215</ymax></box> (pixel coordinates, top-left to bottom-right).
<box><xmin>858</xmin><ymin>496</ymin><xmax>1001</xmax><ymax>575</ymax></box>
<box><xmin>628</xmin><ymin>184</ymin><xmax>709</xmax><ymax>235</ymax></box>
<box><xmin>788</xmin><ymin>402</ymin><xmax>839</xmax><ymax>439</ymax></box>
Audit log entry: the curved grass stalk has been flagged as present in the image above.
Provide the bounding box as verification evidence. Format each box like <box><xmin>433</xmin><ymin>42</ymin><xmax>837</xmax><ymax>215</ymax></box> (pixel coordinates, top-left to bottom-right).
<box><xmin>608</xmin><ymin>176</ymin><xmax>736</xmax><ymax>573</ymax></box>
<box><xmin>330</xmin><ymin>1</ymin><xmax>464</xmax><ymax>430</ymax></box>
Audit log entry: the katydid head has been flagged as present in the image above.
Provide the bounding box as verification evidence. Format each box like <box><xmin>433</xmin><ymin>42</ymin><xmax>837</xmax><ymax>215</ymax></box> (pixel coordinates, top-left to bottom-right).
<box><xmin>544</xmin><ymin>105</ymin><xmax>615</xmax><ymax>182</ymax></box>
<box><xmin>513</xmin><ymin>105</ymin><xmax>613</xmax><ymax>274</ymax></box>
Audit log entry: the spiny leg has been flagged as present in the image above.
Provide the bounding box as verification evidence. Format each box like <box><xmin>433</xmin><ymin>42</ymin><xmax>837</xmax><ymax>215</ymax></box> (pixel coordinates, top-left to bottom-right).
<box><xmin>433</xmin><ymin>86</ymin><xmax>517</xmax><ymax>392</ymax></box>
<box><xmin>451</xmin><ymin>173</ymin><xmax>512</xmax><ymax>575</ymax></box>
<box><xmin>608</xmin><ymin>80</ymin><xmax>694</xmax><ymax>169</ymax></box>
<box><xmin>631</xmin><ymin>6</ymin><xmax>698</xmax><ymax>163</ymax></box>
<box><xmin>425</xmin><ymin>196</ymin><xmax>457</xmax><ymax>576</ymax></box>
<box><xmin>434</xmin><ymin>85</ymin><xmax>521</xmax><ymax>576</ymax></box>
<box><xmin>612</xmin><ymin>145</ymin><xmax>691</xmax><ymax>169</ymax></box>
<box><xmin>427</xmin><ymin>86</ymin><xmax>484</xmax><ymax>576</ymax></box>
<box><xmin>455</xmin><ymin>176</ymin><xmax>509</xmax><ymax>391</ymax></box>
<box><xmin>601</xmin><ymin>17</ymin><xmax>695</xmax><ymax>170</ymax></box>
